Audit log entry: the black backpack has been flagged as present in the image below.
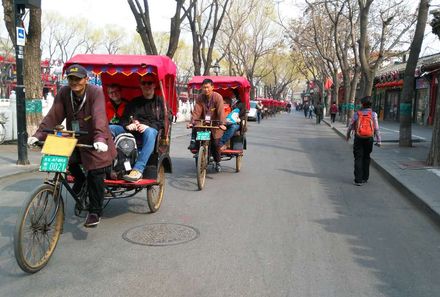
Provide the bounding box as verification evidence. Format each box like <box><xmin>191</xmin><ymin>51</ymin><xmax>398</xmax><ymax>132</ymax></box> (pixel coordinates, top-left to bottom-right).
<box><xmin>110</xmin><ymin>133</ymin><xmax>138</xmax><ymax>180</ymax></box>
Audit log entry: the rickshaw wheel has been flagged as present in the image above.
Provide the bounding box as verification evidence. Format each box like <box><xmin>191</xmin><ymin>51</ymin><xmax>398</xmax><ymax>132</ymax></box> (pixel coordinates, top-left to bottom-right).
<box><xmin>196</xmin><ymin>145</ymin><xmax>207</xmax><ymax>190</ymax></box>
<box><xmin>235</xmin><ymin>155</ymin><xmax>242</xmax><ymax>172</ymax></box>
<box><xmin>147</xmin><ymin>164</ymin><xmax>165</xmax><ymax>213</ymax></box>
<box><xmin>14</xmin><ymin>184</ymin><xmax>64</xmax><ymax>273</ymax></box>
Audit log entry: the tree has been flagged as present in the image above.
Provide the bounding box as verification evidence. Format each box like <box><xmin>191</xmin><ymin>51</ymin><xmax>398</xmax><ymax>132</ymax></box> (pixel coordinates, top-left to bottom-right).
<box><xmin>102</xmin><ymin>26</ymin><xmax>126</xmax><ymax>54</ymax></box>
<box><xmin>184</xmin><ymin>0</ymin><xmax>230</xmax><ymax>75</ymax></box>
<box><xmin>427</xmin><ymin>8</ymin><xmax>440</xmax><ymax>166</ymax></box>
<box><xmin>358</xmin><ymin>0</ymin><xmax>416</xmax><ymax>98</ymax></box>
<box><xmin>399</xmin><ymin>0</ymin><xmax>430</xmax><ymax>147</ymax></box>
<box><xmin>2</xmin><ymin>0</ymin><xmax>43</xmax><ymax>135</ymax></box>
<box><xmin>127</xmin><ymin>0</ymin><xmax>195</xmax><ymax>58</ymax></box>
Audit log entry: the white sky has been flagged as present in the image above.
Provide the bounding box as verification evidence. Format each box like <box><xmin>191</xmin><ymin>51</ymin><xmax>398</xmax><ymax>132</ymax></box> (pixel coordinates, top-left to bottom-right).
<box><xmin>1</xmin><ymin>0</ymin><xmax>440</xmax><ymax>56</ymax></box>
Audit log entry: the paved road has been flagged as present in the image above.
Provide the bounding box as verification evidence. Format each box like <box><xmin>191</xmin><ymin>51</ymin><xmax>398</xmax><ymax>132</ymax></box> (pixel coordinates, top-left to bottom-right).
<box><xmin>1</xmin><ymin>113</ymin><xmax>440</xmax><ymax>297</ymax></box>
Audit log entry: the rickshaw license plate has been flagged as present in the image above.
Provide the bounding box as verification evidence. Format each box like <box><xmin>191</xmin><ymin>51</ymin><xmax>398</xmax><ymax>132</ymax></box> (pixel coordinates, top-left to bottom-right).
<box><xmin>196</xmin><ymin>131</ymin><xmax>211</xmax><ymax>141</ymax></box>
<box><xmin>40</xmin><ymin>155</ymin><xmax>69</xmax><ymax>173</ymax></box>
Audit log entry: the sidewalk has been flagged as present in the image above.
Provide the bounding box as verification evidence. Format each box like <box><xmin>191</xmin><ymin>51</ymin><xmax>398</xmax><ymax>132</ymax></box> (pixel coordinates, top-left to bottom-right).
<box><xmin>323</xmin><ymin>117</ymin><xmax>440</xmax><ymax>221</ymax></box>
<box><xmin>0</xmin><ymin>121</ymin><xmax>190</xmax><ymax>180</ymax></box>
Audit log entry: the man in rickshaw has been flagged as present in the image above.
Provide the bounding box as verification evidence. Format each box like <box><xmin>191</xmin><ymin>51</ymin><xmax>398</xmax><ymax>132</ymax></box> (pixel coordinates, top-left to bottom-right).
<box><xmin>111</xmin><ymin>73</ymin><xmax>165</xmax><ymax>182</ymax></box>
<box><xmin>187</xmin><ymin>78</ymin><xmax>226</xmax><ymax>172</ymax></box>
<box><xmin>27</xmin><ymin>64</ymin><xmax>117</xmax><ymax>227</ymax></box>
<box><xmin>106</xmin><ymin>83</ymin><xmax>128</xmax><ymax>134</ymax></box>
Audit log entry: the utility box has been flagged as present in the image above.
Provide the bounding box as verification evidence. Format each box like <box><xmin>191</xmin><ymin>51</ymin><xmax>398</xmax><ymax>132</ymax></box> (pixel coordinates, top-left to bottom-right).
<box><xmin>14</xmin><ymin>0</ymin><xmax>41</xmax><ymax>9</ymax></box>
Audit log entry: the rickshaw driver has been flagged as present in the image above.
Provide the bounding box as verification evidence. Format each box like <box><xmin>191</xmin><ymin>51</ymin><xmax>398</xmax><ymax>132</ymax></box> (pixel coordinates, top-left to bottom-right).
<box><xmin>187</xmin><ymin>78</ymin><xmax>226</xmax><ymax>172</ymax></box>
<box><xmin>111</xmin><ymin>73</ymin><xmax>165</xmax><ymax>182</ymax></box>
<box><xmin>27</xmin><ymin>64</ymin><xmax>117</xmax><ymax>228</ymax></box>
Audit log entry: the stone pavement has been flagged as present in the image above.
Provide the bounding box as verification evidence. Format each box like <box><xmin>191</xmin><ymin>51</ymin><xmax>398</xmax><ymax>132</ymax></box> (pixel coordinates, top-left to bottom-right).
<box><xmin>322</xmin><ymin>117</ymin><xmax>440</xmax><ymax>222</ymax></box>
<box><xmin>0</xmin><ymin>121</ymin><xmax>190</xmax><ymax>180</ymax></box>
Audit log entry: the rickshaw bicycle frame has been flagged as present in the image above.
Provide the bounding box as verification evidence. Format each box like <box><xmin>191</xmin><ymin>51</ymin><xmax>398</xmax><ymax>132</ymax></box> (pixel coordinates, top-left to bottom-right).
<box><xmin>14</xmin><ymin>126</ymin><xmax>165</xmax><ymax>274</ymax></box>
<box><xmin>192</xmin><ymin>119</ymin><xmax>220</xmax><ymax>190</ymax></box>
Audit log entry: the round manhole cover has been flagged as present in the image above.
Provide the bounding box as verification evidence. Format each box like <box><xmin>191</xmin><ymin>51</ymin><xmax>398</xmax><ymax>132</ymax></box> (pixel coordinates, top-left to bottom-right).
<box><xmin>122</xmin><ymin>223</ymin><xmax>199</xmax><ymax>246</ymax></box>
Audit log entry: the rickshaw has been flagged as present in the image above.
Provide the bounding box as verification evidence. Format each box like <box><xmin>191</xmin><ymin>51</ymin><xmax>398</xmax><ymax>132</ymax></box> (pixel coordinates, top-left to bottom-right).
<box><xmin>187</xmin><ymin>76</ymin><xmax>250</xmax><ymax>190</ymax></box>
<box><xmin>14</xmin><ymin>54</ymin><xmax>177</xmax><ymax>273</ymax></box>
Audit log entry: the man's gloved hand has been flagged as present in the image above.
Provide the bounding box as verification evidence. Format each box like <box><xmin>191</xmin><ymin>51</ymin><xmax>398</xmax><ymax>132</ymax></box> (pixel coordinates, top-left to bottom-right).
<box><xmin>27</xmin><ymin>136</ymin><xmax>39</xmax><ymax>146</ymax></box>
<box><xmin>93</xmin><ymin>142</ymin><xmax>108</xmax><ymax>152</ymax></box>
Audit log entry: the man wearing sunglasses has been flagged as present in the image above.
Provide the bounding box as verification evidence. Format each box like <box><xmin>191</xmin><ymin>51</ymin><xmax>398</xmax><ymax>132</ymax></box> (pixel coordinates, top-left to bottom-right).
<box><xmin>114</xmin><ymin>74</ymin><xmax>165</xmax><ymax>182</ymax></box>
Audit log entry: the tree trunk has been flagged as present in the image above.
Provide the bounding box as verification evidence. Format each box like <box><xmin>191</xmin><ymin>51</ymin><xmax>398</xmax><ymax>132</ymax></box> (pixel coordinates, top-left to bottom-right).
<box><xmin>24</xmin><ymin>8</ymin><xmax>43</xmax><ymax>136</ymax></box>
<box><xmin>2</xmin><ymin>1</ymin><xmax>42</xmax><ymax>136</ymax></box>
<box><xmin>127</xmin><ymin>0</ymin><xmax>158</xmax><ymax>55</ymax></box>
<box><xmin>400</xmin><ymin>0</ymin><xmax>430</xmax><ymax>147</ymax></box>
<box><xmin>427</xmin><ymin>71</ymin><xmax>440</xmax><ymax>166</ymax></box>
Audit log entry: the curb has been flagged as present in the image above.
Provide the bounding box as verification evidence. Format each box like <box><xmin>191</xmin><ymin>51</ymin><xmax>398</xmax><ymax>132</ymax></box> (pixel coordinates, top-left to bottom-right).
<box><xmin>322</xmin><ymin>118</ymin><xmax>440</xmax><ymax>223</ymax></box>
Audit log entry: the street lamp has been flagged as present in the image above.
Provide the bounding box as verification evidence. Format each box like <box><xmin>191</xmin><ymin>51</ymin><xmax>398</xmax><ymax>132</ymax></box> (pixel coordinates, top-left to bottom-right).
<box><xmin>212</xmin><ymin>61</ymin><xmax>220</xmax><ymax>76</ymax></box>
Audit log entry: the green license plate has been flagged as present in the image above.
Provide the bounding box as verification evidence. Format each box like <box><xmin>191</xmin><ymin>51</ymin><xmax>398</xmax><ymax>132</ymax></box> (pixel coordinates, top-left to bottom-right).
<box><xmin>40</xmin><ymin>155</ymin><xmax>69</xmax><ymax>173</ymax></box>
<box><xmin>196</xmin><ymin>131</ymin><xmax>211</xmax><ymax>141</ymax></box>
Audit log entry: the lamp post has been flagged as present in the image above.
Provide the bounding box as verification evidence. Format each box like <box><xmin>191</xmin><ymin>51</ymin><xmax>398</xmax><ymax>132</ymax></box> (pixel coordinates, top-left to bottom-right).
<box><xmin>212</xmin><ymin>61</ymin><xmax>220</xmax><ymax>76</ymax></box>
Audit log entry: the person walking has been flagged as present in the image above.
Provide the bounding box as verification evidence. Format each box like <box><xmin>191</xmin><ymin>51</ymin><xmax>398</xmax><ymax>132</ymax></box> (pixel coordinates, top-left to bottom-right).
<box><xmin>308</xmin><ymin>103</ymin><xmax>314</xmax><ymax>119</ymax></box>
<box><xmin>346</xmin><ymin>96</ymin><xmax>381</xmax><ymax>186</ymax></box>
<box><xmin>330</xmin><ymin>101</ymin><xmax>338</xmax><ymax>123</ymax></box>
<box><xmin>315</xmin><ymin>102</ymin><xmax>323</xmax><ymax>124</ymax></box>
<box><xmin>256</xmin><ymin>100</ymin><xmax>263</xmax><ymax>124</ymax></box>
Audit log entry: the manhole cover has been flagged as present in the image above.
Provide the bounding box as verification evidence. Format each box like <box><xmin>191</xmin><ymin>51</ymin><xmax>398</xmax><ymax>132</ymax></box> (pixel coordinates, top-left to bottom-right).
<box><xmin>122</xmin><ymin>223</ymin><xmax>199</xmax><ymax>246</ymax></box>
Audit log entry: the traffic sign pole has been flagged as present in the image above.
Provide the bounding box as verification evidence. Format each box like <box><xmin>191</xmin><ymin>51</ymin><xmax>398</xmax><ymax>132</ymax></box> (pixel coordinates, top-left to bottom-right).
<box><xmin>15</xmin><ymin>4</ymin><xmax>29</xmax><ymax>165</ymax></box>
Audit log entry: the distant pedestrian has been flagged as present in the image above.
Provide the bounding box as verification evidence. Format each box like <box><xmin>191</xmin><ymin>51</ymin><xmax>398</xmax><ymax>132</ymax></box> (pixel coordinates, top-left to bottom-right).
<box><xmin>304</xmin><ymin>104</ymin><xmax>309</xmax><ymax>118</ymax></box>
<box><xmin>330</xmin><ymin>101</ymin><xmax>338</xmax><ymax>123</ymax></box>
<box><xmin>315</xmin><ymin>102</ymin><xmax>323</xmax><ymax>124</ymax></box>
<box><xmin>256</xmin><ymin>101</ymin><xmax>263</xmax><ymax>124</ymax></box>
<box><xmin>346</xmin><ymin>96</ymin><xmax>381</xmax><ymax>186</ymax></box>
<box><xmin>308</xmin><ymin>104</ymin><xmax>314</xmax><ymax>119</ymax></box>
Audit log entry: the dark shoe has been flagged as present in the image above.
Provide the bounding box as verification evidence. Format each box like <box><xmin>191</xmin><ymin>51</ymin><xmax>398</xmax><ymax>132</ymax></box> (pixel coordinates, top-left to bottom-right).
<box><xmin>215</xmin><ymin>163</ymin><xmax>222</xmax><ymax>173</ymax></box>
<box><xmin>123</xmin><ymin>170</ymin><xmax>142</xmax><ymax>182</ymax></box>
<box><xmin>84</xmin><ymin>213</ymin><xmax>100</xmax><ymax>227</ymax></box>
<box><xmin>362</xmin><ymin>180</ymin><xmax>368</xmax><ymax>184</ymax></box>
<box><xmin>188</xmin><ymin>141</ymin><xmax>197</xmax><ymax>150</ymax></box>
<box><xmin>353</xmin><ymin>181</ymin><xmax>363</xmax><ymax>186</ymax></box>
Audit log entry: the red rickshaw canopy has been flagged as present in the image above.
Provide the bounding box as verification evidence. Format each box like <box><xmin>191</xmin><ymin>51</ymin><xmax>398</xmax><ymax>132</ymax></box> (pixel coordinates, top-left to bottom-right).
<box><xmin>187</xmin><ymin>76</ymin><xmax>251</xmax><ymax>110</ymax></box>
<box><xmin>64</xmin><ymin>54</ymin><xmax>178</xmax><ymax>115</ymax></box>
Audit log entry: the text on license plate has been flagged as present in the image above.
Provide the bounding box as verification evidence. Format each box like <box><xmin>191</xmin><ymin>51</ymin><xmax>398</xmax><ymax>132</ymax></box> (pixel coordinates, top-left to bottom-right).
<box><xmin>196</xmin><ymin>131</ymin><xmax>211</xmax><ymax>141</ymax></box>
<box><xmin>40</xmin><ymin>155</ymin><xmax>69</xmax><ymax>173</ymax></box>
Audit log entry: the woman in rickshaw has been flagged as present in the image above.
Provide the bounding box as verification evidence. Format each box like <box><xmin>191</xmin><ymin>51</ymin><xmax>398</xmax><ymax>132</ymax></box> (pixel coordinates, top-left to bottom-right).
<box><xmin>218</xmin><ymin>89</ymin><xmax>246</xmax><ymax>151</ymax></box>
<box><xmin>109</xmin><ymin>73</ymin><xmax>165</xmax><ymax>182</ymax></box>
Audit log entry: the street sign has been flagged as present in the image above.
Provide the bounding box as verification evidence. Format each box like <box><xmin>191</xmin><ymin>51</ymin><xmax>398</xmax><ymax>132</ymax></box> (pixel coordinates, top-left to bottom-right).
<box><xmin>16</xmin><ymin>27</ymin><xmax>25</xmax><ymax>46</ymax></box>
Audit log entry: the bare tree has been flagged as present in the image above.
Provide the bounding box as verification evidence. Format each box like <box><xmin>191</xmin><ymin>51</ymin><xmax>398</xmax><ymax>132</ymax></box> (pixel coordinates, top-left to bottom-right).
<box><xmin>184</xmin><ymin>0</ymin><xmax>230</xmax><ymax>75</ymax></box>
<box><xmin>128</xmin><ymin>0</ymin><xmax>195</xmax><ymax>58</ymax></box>
<box><xmin>427</xmin><ymin>7</ymin><xmax>440</xmax><ymax>166</ymax></box>
<box><xmin>103</xmin><ymin>26</ymin><xmax>126</xmax><ymax>54</ymax></box>
<box><xmin>399</xmin><ymin>0</ymin><xmax>430</xmax><ymax>147</ymax></box>
<box><xmin>3</xmin><ymin>0</ymin><xmax>43</xmax><ymax>136</ymax></box>
<box><xmin>358</xmin><ymin>0</ymin><xmax>416</xmax><ymax>97</ymax></box>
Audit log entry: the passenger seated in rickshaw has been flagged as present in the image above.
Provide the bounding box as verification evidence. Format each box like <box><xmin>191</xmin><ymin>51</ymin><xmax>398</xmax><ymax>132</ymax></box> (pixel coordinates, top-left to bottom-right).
<box><xmin>218</xmin><ymin>92</ymin><xmax>245</xmax><ymax>151</ymax></box>
<box><xmin>106</xmin><ymin>83</ymin><xmax>128</xmax><ymax>136</ymax></box>
<box><xmin>110</xmin><ymin>73</ymin><xmax>165</xmax><ymax>182</ymax></box>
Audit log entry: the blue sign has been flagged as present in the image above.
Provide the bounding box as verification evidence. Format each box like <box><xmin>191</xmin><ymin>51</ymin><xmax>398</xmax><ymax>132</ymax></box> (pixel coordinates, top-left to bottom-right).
<box><xmin>16</xmin><ymin>27</ymin><xmax>25</xmax><ymax>46</ymax></box>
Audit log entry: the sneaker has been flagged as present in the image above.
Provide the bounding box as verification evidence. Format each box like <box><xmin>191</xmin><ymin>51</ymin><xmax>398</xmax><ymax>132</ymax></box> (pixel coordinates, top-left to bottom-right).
<box><xmin>123</xmin><ymin>170</ymin><xmax>142</xmax><ymax>182</ymax></box>
<box><xmin>84</xmin><ymin>213</ymin><xmax>100</xmax><ymax>227</ymax></box>
<box><xmin>215</xmin><ymin>163</ymin><xmax>222</xmax><ymax>173</ymax></box>
<box><xmin>353</xmin><ymin>181</ymin><xmax>363</xmax><ymax>186</ymax></box>
<box><xmin>362</xmin><ymin>180</ymin><xmax>368</xmax><ymax>184</ymax></box>
<box><xmin>188</xmin><ymin>141</ymin><xmax>197</xmax><ymax>150</ymax></box>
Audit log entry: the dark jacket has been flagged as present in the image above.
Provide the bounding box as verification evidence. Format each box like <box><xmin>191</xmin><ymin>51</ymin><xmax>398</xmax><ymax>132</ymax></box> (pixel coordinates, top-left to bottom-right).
<box><xmin>34</xmin><ymin>84</ymin><xmax>116</xmax><ymax>171</ymax></box>
<box><xmin>119</xmin><ymin>95</ymin><xmax>165</xmax><ymax>132</ymax></box>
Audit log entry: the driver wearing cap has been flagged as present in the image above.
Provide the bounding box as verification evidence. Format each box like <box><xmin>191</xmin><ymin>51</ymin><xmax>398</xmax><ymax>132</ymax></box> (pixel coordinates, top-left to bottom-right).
<box><xmin>28</xmin><ymin>64</ymin><xmax>116</xmax><ymax>228</ymax></box>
